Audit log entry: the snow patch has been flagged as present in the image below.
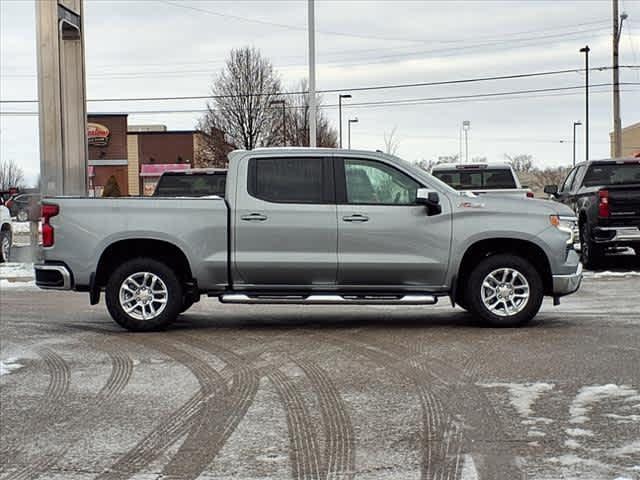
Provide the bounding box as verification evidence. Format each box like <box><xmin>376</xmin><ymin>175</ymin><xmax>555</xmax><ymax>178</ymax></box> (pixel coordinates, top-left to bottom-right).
<box><xmin>0</xmin><ymin>358</ymin><xmax>23</xmax><ymax>376</ymax></box>
<box><xmin>564</xmin><ymin>439</ymin><xmax>581</xmax><ymax>449</ymax></box>
<box><xmin>11</xmin><ymin>222</ymin><xmax>32</xmax><ymax>234</ymax></box>
<box><xmin>587</xmin><ymin>270</ymin><xmax>640</xmax><ymax>278</ymax></box>
<box><xmin>609</xmin><ymin>441</ymin><xmax>640</xmax><ymax>457</ymax></box>
<box><xmin>460</xmin><ymin>454</ymin><xmax>479</xmax><ymax>480</ymax></box>
<box><xmin>480</xmin><ymin>382</ymin><xmax>554</xmax><ymax>417</ymax></box>
<box><xmin>569</xmin><ymin>384</ymin><xmax>639</xmax><ymax>424</ymax></box>
<box><xmin>566</xmin><ymin>428</ymin><xmax>594</xmax><ymax>437</ymax></box>
<box><xmin>603</xmin><ymin>413</ymin><xmax>640</xmax><ymax>423</ymax></box>
<box><xmin>0</xmin><ymin>262</ymin><xmax>34</xmax><ymax>280</ymax></box>
<box><xmin>0</xmin><ymin>279</ymin><xmax>37</xmax><ymax>289</ymax></box>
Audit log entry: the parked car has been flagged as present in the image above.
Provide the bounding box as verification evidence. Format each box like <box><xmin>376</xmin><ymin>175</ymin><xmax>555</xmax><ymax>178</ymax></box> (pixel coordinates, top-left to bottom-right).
<box><xmin>152</xmin><ymin>168</ymin><xmax>227</xmax><ymax>197</ymax></box>
<box><xmin>35</xmin><ymin>148</ymin><xmax>582</xmax><ymax>331</ymax></box>
<box><xmin>5</xmin><ymin>193</ymin><xmax>40</xmax><ymax>222</ymax></box>
<box><xmin>0</xmin><ymin>203</ymin><xmax>12</xmax><ymax>262</ymax></box>
<box><xmin>545</xmin><ymin>158</ymin><xmax>640</xmax><ymax>267</ymax></box>
<box><xmin>431</xmin><ymin>163</ymin><xmax>534</xmax><ymax>198</ymax></box>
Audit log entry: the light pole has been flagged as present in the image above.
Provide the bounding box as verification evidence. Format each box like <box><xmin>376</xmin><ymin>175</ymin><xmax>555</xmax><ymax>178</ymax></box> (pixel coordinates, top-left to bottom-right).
<box><xmin>308</xmin><ymin>0</ymin><xmax>317</xmax><ymax>147</ymax></box>
<box><xmin>270</xmin><ymin>99</ymin><xmax>286</xmax><ymax>146</ymax></box>
<box><xmin>573</xmin><ymin>121</ymin><xmax>582</xmax><ymax>167</ymax></box>
<box><xmin>462</xmin><ymin>120</ymin><xmax>471</xmax><ymax>163</ymax></box>
<box><xmin>348</xmin><ymin>118</ymin><xmax>358</xmax><ymax>149</ymax></box>
<box><xmin>613</xmin><ymin>3</ymin><xmax>628</xmax><ymax>157</ymax></box>
<box><xmin>580</xmin><ymin>45</ymin><xmax>590</xmax><ymax>161</ymax></box>
<box><xmin>338</xmin><ymin>94</ymin><xmax>352</xmax><ymax>148</ymax></box>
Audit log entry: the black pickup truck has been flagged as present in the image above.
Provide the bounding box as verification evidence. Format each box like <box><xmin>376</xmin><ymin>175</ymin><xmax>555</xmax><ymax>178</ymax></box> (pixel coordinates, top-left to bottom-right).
<box><xmin>545</xmin><ymin>159</ymin><xmax>640</xmax><ymax>267</ymax></box>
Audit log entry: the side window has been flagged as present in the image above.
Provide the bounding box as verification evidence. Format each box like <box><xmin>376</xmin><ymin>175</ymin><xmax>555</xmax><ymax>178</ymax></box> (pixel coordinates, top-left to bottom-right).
<box><xmin>248</xmin><ymin>157</ymin><xmax>326</xmax><ymax>204</ymax></box>
<box><xmin>344</xmin><ymin>159</ymin><xmax>420</xmax><ymax>205</ymax></box>
<box><xmin>570</xmin><ymin>165</ymin><xmax>585</xmax><ymax>191</ymax></box>
<box><xmin>560</xmin><ymin>168</ymin><xmax>577</xmax><ymax>193</ymax></box>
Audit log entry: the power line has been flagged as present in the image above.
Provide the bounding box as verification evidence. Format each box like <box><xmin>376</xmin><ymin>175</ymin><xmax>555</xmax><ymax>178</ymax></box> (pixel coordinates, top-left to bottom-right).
<box><xmin>2</xmin><ymin>65</ymin><xmax>637</xmax><ymax>104</ymax></box>
<box><xmin>3</xmin><ymin>83</ymin><xmax>638</xmax><ymax>116</ymax></box>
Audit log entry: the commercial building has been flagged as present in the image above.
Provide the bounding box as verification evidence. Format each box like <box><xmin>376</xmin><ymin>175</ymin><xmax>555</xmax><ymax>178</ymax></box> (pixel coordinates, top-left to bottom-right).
<box><xmin>610</xmin><ymin>121</ymin><xmax>640</xmax><ymax>158</ymax></box>
<box><xmin>87</xmin><ymin>114</ymin><xmax>233</xmax><ymax>196</ymax></box>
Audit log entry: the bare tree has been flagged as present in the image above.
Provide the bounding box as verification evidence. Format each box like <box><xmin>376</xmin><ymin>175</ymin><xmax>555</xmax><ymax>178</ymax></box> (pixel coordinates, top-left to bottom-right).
<box><xmin>383</xmin><ymin>127</ymin><xmax>400</xmax><ymax>156</ymax></box>
<box><xmin>283</xmin><ymin>80</ymin><xmax>337</xmax><ymax>148</ymax></box>
<box><xmin>0</xmin><ymin>158</ymin><xmax>25</xmax><ymax>190</ymax></box>
<box><xmin>505</xmin><ymin>153</ymin><xmax>534</xmax><ymax>173</ymax></box>
<box><xmin>200</xmin><ymin>46</ymin><xmax>282</xmax><ymax>151</ymax></box>
<box><xmin>416</xmin><ymin>154</ymin><xmax>459</xmax><ymax>172</ymax></box>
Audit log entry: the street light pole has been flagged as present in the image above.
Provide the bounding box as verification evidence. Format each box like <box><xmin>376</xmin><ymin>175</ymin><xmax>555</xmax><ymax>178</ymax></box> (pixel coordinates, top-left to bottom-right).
<box><xmin>613</xmin><ymin>2</ymin><xmax>627</xmax><ymax>157</ymax></box>
<box><xmin>580</xmin><ymin>45</ymin><xmax>590</xmax><ymax>162</ymax></box>
<box><xmin>338</xmin><ymin>94</ymin><xmax>352</xmax><ymax>149</ymax></box>
<box><xmin>269</xmin><ymin>100</ymin><xmax>286</xmax><ymax>146</ymax></box>
<box><xmin>462</xmin><ymin>120</ymin><xmax>471</xmax><ymax>163</ymax></box>
<box><xmin>348</xmin><ymin>118</ymin><xmax>358</xmax><ymax>149</ymax></box>
<box><xmin>308</xmin><ymin>0</ymin><xmax>317</xmax><ymax>147</ymax></box>
<box><xmin>573</xmin><ymin>121</ymin><xmax>582</xmax><ymax>167</ymax></box>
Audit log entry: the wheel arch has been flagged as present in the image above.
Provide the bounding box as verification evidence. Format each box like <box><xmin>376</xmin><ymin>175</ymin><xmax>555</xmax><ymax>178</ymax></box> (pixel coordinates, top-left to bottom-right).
<box><xmin>455</xmin><ymin>237</ymin><xmax>553</xmax><ymax>303</ymax></box>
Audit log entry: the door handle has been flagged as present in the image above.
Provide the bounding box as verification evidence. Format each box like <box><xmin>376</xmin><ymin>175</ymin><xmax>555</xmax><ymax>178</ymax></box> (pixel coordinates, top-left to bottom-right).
<box><xmin>342</xmin><ymin>214</ymin><xmax>369</xmax><ymax>222</ymax></box>
<box><xmin>241</xmin><ymin>213</ymin><xmax>268</xmax><ymax>221</ymax></box>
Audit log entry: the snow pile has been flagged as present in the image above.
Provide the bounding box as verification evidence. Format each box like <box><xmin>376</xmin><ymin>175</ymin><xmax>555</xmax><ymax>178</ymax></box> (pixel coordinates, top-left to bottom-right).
<box><xmin>0</xmin><ymin>263</ymin><xmax>34</xmax><ymax>280</ymax></box>
<box><xmin>585</xmin><ymin>270</ymin><xmax>640</xmax><ymax>279</ymax></box>
<box><xmin>0</xmin><ymin>358</ymin><xmax>23</xmax><ymax>376</ymax></box>
<box><xmin>569</xmin><ymin>384</ymin><xmax>640</xmax><ymax>424</ymax></box>
<box><xmin>11</xmin><ymin>222</ymin><xmax>32</xmax><ymax>234</ymax></box>
<box><xmin>480</xmin><ymin>382</ymin><xmax>554</xmax><ymax>417</ymax></box>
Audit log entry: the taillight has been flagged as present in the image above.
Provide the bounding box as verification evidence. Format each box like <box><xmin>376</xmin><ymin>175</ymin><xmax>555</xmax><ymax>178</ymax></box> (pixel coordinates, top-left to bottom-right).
<box><xmin>41</xmin><ymin>203</ymin><xmax>59</xmax><ymax>247</ymax></box>
<box><xmin>598</xmin><ymin>189</ymin><xmax>609</xmax><ymax>218</ymax></box>
<box><xmin>526</xmin><ymin>191</ymin><xmax>535</xmax><ymax>198</ymax></box>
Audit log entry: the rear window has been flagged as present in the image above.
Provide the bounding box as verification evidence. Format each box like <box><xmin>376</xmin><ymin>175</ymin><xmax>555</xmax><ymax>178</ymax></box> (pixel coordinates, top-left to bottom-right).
<box><xmin>248</xmin><ymin>157</ymin><xmax>327</xmax><ymax>203</ymax></box>
<box><xmin>432</xmin><ymin>168</ymin><xmax>517</xmax><ymax>190</ymax></box>
<box><xmin>153</xmin><ymin>173</ymin><xmax>226</xmax><ymax>197</ymax></box>
<box><xmin>583</xmin><ymin>162</ymin><xmax>640</xmax><ymax>187</ymax></box>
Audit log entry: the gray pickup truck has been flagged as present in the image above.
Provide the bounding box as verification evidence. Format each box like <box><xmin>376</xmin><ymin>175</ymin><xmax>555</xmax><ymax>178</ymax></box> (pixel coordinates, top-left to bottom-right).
<box><xmin>35</xmin><ymin>148</ymin><xmax>582</xmax><ymax>331</ymax></box>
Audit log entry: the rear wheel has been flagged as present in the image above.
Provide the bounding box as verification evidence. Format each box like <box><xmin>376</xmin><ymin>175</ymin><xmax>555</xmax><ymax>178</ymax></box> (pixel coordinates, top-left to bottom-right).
<box><xmin>466</xmin><ymin>254</ymin><xmax>544</xmax><ymax>327</ymax></box>
<box><xmin>0</xmin><ymin>231</ymin><xmax>11</xmax><ymax>263</ymax></box>
<box><xmin>580</xmin><ymin>223</ymin><xmax>603</xmax><ymax>269</ymax></box>
<box><xmin>16</xmin><ymin>210</ymin><xmax>28</xmax><ymax>222</ymax></box>
<box><xmin>105</xmin><ymin>258</ymin><xmax>183</xmax><ymax>331</ymax></box>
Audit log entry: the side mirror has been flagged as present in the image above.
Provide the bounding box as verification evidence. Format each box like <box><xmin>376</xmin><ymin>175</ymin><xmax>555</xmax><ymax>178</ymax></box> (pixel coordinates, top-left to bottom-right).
<box><xmin>416</xmin><ymin>188</ymin><xmax>442</xmax><ymax>215</ymax></box>
<box><xmin>544</xmin><ymin>185</ymin><xmax>558</xmax><ymax>196</ymax></box>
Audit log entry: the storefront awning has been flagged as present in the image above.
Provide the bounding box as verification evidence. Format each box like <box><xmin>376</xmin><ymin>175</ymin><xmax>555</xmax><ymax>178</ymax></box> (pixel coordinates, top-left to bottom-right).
<box><xmin>140</xmin><ymin>163</ymin><xmax>191</xmax><ymax>177</ymax></box>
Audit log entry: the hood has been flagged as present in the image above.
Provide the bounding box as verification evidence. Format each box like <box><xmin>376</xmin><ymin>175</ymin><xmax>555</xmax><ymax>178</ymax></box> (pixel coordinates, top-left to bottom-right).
<box><xmin>457</xmin><ymin>193</ymin><xmax>573</xmax><ymax>217</ymax></box>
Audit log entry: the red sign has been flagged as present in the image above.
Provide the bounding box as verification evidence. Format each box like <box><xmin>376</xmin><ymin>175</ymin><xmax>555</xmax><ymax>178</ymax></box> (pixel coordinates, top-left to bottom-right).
<box><xmin>87</xmin><ymin>122</ymin><xmax>110</xmax><ymax>147</ymax></box>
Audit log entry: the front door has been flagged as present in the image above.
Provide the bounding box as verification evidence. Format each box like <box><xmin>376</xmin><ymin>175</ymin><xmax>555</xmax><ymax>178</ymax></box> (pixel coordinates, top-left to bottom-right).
<box><xmin>233</xmin><ymin>156</ymin><xmax>337</xmax><ymax>288</ymax></box>
<box><xmin>336</xmin><ymin>157</ymin><xmax>451</xmax><ymax>288</ymax></box>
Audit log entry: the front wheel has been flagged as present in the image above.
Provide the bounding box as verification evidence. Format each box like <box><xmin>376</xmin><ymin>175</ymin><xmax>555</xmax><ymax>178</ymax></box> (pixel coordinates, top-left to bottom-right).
<box><xmin>105</xmin><ymin>258</ymin><xmax>183</xmax><ymax>331</ymax></box>
<box><xmin>580</xmin><ymin>223</ymin><xmax>603</xmax><ymax>269</ymax></box>
<box><xmin>466</xmin><ymin>254</ymin><xmax>544</xmax><ymax>327</ymax></box>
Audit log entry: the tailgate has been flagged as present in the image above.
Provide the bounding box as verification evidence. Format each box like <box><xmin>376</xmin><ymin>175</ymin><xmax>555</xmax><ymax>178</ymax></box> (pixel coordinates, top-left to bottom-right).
<box><xmin>608</xmin><ymin>184</ymin><xmax>640</xmax><ymax>226</ymax></box>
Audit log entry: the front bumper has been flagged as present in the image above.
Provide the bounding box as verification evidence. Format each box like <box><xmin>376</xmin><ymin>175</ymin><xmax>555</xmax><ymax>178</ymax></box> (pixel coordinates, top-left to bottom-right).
<box><xmin>552</xmin><ymin>262</ymin><xmax>583</xmax><ymax>297</ymax></box>
<box><xmin>34</xmin><ymin>264</ymin><xmax>72</xmax><ymax>290</ymax></box>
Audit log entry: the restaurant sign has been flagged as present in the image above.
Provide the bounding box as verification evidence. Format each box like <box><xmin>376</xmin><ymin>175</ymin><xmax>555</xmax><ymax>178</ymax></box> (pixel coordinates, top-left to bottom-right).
<box><xmin>87</xmin><ymin>122</ymin><xmax>110</xmax><ymax>147</ymax></box>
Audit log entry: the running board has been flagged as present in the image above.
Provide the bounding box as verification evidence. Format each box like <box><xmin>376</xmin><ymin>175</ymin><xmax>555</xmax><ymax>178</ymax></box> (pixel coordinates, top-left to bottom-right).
<box><xmin>219</xmin><ymin>293</ymin><xmax>438</xmax><ymax>305</ymax></box>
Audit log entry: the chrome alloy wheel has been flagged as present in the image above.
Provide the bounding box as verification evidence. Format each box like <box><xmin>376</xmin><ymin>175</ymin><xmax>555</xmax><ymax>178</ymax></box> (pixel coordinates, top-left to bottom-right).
<box><xmin>119</xmin><ymin>272</ymin><xmax>168</xmax><ymax>321</ymax></box>
<box><xmin>481</xmin><ymin>268</ymin><xmax>530</xmax><ymax>317</ymax></box>
<box><xmin>1</xmin><ymin>234</ymin><xmax>10</xmax><ymax>261</ymax></box>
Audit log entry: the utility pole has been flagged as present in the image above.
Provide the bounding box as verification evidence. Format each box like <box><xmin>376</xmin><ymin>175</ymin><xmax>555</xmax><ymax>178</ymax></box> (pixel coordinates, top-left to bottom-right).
<box><xmin>338</xmin><ymin>94</ymin><xmax>352</xmax><ymax>148</ymax></box>
<box><xmin>573</xmin><ymin>121</ymin><xmax>582</xmax><ymax>167</ymax></box>
<box><xmin>580</xmin><ymin>45</ymin><xmax>590</xmax><ymax>162</ymax></box>
<box><xmin>36</xmin><ymin>0</ymin><xmax>88</xmax><ymax>196</ymax></box>
<box><xmin>308</xmin><ymin>0</ymin><xmax>317</xmax><ymax>147</ymax></box>
<box><xmin>612</xmin><ymin>1</ymin><xmax>627</xmax><ymax>157</ymax></box>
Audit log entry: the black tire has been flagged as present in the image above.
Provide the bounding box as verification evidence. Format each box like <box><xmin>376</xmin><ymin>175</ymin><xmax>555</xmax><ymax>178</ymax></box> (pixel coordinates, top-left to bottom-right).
<box><xmin>0</xmin><ymin>231</ymin><xmax>10</xmax><ymax>263</ymax></box>
<box><xmin>105</xmin><ymin>257</ymin><xmax>183</xmax><ymax>332</ymax></box>
<box><xmin>466</xmin><ymin>254</ymin><xmax>544</xmax><ymax>327</ymax></box>
<box><xmin>580</xmin><ymin>223</ymin><xmax>603</xmax><ymax>269</ymax></box>
<box><xmin>181</xmin><ymin>298</ymin><xmax>195</xmax><ymax>313</ymax></box>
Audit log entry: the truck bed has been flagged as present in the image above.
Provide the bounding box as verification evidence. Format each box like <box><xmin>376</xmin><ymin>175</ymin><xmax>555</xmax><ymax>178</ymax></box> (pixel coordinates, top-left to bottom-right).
<box><xmin>42</xmin><ymin>196</ymin><xmax>229</xmax><ymax>291</ymax></box>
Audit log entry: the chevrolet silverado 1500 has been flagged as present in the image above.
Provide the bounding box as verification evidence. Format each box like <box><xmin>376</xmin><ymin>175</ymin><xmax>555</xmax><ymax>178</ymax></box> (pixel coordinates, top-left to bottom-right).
<box><xmin>35</xmin><ymin>148</ymin><xmax>582</xmax><ymax>331</ymax></box>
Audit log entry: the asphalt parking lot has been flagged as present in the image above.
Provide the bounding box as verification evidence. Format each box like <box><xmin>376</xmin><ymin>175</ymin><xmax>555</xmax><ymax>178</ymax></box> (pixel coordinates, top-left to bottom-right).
<box><xmin>1</xmin><ymin>257</ymin><xmax>639</xmax><ymax>480</ymax></box>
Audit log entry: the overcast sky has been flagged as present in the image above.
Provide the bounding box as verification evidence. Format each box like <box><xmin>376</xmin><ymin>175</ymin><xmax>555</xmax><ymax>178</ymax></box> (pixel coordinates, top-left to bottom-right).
<box><xmin>1</xmin><ymin>0</ymin><xmax>639</xmax><ymax>185</ymax></box>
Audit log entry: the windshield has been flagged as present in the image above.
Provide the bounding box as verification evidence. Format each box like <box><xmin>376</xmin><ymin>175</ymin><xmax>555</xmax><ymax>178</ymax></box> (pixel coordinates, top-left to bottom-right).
<box><xmin>432</xmin><ymin>169</ymin><xmax>517</xmax><ymax>190</ymax></box>
<box><xmin>583</xmin><ymin>162</ymin><xmax>640</xmax><ymax>187</ymax></box>
<box><xmin>153</xmin><ymin>173</ymin><xmax>227</xmax><ymax>197</ymax></box>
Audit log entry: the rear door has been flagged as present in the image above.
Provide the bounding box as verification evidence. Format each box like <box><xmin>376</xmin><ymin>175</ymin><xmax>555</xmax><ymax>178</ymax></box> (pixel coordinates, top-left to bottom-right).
<box><xmin>335</xmin><ymin>157</ymin><xmax>451</xmax><ymax>288</ymax></box>
<box><xmin>233</xmin><ymin>156</ymin><xmax>337</xmax><ymax>287</ymax></box>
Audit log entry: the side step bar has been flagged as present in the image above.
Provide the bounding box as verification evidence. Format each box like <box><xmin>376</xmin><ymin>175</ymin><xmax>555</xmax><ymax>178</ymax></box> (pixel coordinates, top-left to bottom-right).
<box><xmin>219</xmin><ymin>293</ymin><xmax>437</xmax><ymax>305</ymax></box>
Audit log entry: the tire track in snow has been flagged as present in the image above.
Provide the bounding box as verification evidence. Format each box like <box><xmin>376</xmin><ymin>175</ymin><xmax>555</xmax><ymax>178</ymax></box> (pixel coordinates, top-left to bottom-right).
<box><xmin>4</xmin><ymin>343</ymin><xmax>134</xmax><ymax>480</ymax></box>
<box><xmin>296</xmin><ymin>358</ymin><xmax>356</xmax><ymax>480</ymax></box>
<box><xmin>159</xmin><ymin>334</ymin><xmax>261</xmax><ymax>480</ymax></box>
<box><xmin>96</xmin><ymin>336</ymin><xmax>228</xmax><ymax>480</ymax></box>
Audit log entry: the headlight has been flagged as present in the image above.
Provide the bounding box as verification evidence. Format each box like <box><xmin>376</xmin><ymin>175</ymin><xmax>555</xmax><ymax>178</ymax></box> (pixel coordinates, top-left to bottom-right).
<box><xmin>550</xmin><ymin>215</ymin><xmax>578</xmax><ymax>246</ymax></box>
